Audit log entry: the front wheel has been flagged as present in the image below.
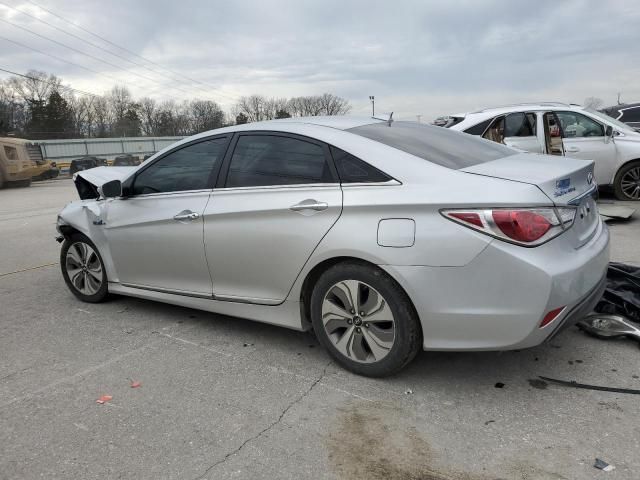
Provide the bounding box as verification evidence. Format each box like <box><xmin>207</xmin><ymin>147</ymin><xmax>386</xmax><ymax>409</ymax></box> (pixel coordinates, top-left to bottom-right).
<box><xmin>310</xmin><ymin>262</ymin><xmax>422</xmax><ymax>377</ymax></box>
<box><xmin>614</xmin><ymin>160</ymin><xmax>640</xmax><ymax>200</ymax></box>
<box><xmin>60</xmin><ymin>233</ymin><xmax>109</xmax><ymax>303</ymax></box>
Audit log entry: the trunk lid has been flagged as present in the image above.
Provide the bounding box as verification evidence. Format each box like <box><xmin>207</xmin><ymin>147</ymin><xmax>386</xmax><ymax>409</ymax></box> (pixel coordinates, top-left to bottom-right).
<box><xmin>462</xmin><ymin>153</ymin><xmax>599</xmax><ymax>247</ymax></box>
<box><xmin>461</xmin><ymin>153</ymin><xmax>595</xmax><ymax>205</ymax></box>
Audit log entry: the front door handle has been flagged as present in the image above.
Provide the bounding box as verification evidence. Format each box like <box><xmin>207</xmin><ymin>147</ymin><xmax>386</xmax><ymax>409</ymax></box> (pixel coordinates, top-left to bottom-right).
<box><xmin>565</xmin><ymin>146</ymin><xmax>580</xmax><ymax>153</ymax></box>
<box><xmin>290</xmin><ymin>199</ymin><xmax>329</xmax><ymax>212</ymax></box>
<box><xmin>173</xmin><ymin>210</ymin><xmax>200</xmax><ymax>221</ymax></box>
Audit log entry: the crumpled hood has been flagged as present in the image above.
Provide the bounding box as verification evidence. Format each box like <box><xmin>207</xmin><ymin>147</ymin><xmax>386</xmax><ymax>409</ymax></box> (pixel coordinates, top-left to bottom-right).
<box><xmin>73</xmin><ymin>166</ymin><xmax>135</xmax><ymax>185</ymax></box>
<box><xmin>73</xmin><ymin>166</ymin><xmax>135</xmax><ymax>199</ymax></box>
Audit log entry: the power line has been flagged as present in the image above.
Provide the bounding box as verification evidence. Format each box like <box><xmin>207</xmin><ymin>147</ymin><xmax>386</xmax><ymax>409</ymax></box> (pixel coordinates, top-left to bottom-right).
<box><xmin>24</xmin><ymin>0</ymin><xmax>241</xmax><ymax>103</ymax></box>
<box><xmin>0</xmin><ymin>16</ymin><xmax>200</xmax><ymax>99</ymax></box>
<box><xmin>0</xmin><ymin>66</ymin><xmax>101</xmax><ymax>98</ymax></box>
<box><xmin>0</xmin><ymin>1</ymin><xmax>222</xmax><ymax>100</ymax></box>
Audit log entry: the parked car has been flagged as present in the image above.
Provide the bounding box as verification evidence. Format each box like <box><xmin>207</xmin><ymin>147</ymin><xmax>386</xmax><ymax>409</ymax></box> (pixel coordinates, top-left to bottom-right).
<box><xmin>57</xmin><ymin>116</ymin><xmax>609</xmax><ymax>377</ymax></box>
<box><xmin>0</xmin><ymin>137</ymin><xmax>35</xmax><ymax>188</ymax></box>
<box><xmin>69</xmin><ymin>156</ymin><xmax>107</xmax><ymax>175</ymax></box>
<box><xmin>113</xmin><ymin>154</ymin><xmax>141</xmax><ymax>167</ymax></box>
<box><xmin>601</xmin><ymin>103</ymin><xmax>640</xmax><ymax>132</ymax></box>
<box><xmin>436</xmin><ymin>102</ymin><xmax>640</xmax><ymax>200</ymax></box>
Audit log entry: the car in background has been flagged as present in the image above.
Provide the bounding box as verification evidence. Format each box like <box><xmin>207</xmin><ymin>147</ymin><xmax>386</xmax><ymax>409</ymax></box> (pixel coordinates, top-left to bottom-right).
<box><xmin>69</xmin><ymin>156</ymin><xmax>107</xmax><ymax>176</ymax></box>
<box><xmin>113</xmin><ymin>154</ymin><xmax>141</xmax><ymax>167</ymax></box>
<box><xmin>436</xmin><ymin>103</ymin><xmax>640</xmax><ymax>200</ymax></box>
<box><xmin>601</xmin><ymin>103</ymin><xmax>640</xmax><ymax>132</ymax></box>
<box><xmin>0</xmin><ymin>137</ymin><xmax>42</xmax><ymax>188</ymax></box>
<box><xmin>57</xmin><ymin>116</ymin><xmax>608</xmax><ymax>377</ymax></box>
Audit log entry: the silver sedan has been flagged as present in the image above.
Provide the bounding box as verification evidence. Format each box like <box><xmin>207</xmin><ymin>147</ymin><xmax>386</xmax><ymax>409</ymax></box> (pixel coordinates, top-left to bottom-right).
<box><xmin>57</xmin><ymin>116</ymin><xmax>609</xmax><ymax>376</ymax></box>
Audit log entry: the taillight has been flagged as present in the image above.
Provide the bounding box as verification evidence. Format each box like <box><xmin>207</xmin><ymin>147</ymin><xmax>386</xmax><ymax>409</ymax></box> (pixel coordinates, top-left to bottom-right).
<box><xmin>441</xmin><ymin>207</ymin><xmax>575</xmax><ymax>246</ymax></box>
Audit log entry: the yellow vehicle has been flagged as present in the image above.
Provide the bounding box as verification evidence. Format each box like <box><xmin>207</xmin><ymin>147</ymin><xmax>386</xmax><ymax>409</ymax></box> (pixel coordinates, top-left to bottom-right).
<box><xmin>0</xmin><ymin>137</ymin><xmax>33</xmax><ymax>188</ymax></box>
<box><xmin>0</xmin><ymin>137</ymin><xmax>58</xmax><ymax>188</ymax></box>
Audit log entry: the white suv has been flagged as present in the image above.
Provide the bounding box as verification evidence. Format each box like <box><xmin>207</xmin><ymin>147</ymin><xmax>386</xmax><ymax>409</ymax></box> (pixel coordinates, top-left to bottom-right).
<box><xmin>438</xmin><ymin>102</ymin><xmax>640</xmax><ymax>200</ymax></box>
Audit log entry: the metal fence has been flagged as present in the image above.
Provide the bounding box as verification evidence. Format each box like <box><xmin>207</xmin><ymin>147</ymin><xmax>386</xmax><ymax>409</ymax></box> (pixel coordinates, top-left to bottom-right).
<box><xmin>35</xmin><ymin>136</ymin><xmax>184</xmax><ymax>172</ymax></box>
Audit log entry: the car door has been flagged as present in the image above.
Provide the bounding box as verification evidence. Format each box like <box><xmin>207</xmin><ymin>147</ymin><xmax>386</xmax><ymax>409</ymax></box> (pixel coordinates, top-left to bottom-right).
<box><xmin>502</xmin><ymin>112</ymin><xmax>543</xmax><ymax>153</ymax></box>
<box><xmin>104</xmin><ymin>136</ymin><xmax>229</xmax><ymax>296</ymax></box>
<box><xmin>203</xmin><ymin>132</ymin><xmax>342</xmax><ymax>304</ymax></box>
<box><xmin>481</xmin><ymin>112</ymin><xmax>543</xmax><ymax>153</ymax></box>
<box><xmin>553</xmin><ymin>111</ymin><xmax>617</xmax><ymax>185</ymax></box>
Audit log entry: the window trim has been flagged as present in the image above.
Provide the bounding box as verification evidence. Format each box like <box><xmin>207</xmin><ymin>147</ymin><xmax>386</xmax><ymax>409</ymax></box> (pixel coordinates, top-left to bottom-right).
<box><xmin>123</xmin><ymin>134</ymin><xmax>231</xmax><ymax>198</ymax></box>
<box><xmin>216</xmin><ymin>131</ymin><xmax>339</xmax><ymax>190</ymax></box>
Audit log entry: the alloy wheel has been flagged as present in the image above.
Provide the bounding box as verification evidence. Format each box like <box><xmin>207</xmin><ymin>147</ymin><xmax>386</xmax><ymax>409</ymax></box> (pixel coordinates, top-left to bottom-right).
<box><xmin>65</xmin><ymin>242</ymin><xmax>103</xmax><ymax>295</ymax></box>
<box><xmin>321</xmin><ymin>280</ymin><xmax>396</xmax><ymax>363</ymax></box>
<box><xmin>621</xmin><ymin>166</ymin><xmax>640</xmax><ymax>199</ymax></box>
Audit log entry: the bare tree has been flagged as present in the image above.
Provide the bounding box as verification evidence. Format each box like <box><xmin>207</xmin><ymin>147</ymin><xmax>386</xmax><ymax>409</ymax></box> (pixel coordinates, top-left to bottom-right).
<box><xmin>139</xmin><ymin>97</ymin><xmax>158</xmax><ymax>136</ymax></box>
<box><xmin>190</xmin><ymin>99</ymin><xmax>225</xmax><ymax>132</ymax></box>
<box><xmin>583</xmin><ymin>97</ymin><xmax>604</xmax><ymax>110</ymax></box>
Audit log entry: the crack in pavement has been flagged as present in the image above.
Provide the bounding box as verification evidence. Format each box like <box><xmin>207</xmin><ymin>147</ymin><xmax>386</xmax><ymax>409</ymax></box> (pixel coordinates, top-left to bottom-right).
<box><xmin>194</xmin><ymin>360</ymin><xmax>333</xmax><ymax>480</ymax></box>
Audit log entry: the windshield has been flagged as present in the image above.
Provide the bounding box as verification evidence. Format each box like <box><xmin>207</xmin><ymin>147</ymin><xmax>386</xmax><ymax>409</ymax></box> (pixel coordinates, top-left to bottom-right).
<box><xmin>584</xmin><ymin>108</ymin><xmax>636</xmax><ymax>132</ymax></box>
<box><xmin>348</xmin><ymin>121</ymin><xmax>516</xmax><ymax>169</ymax></box>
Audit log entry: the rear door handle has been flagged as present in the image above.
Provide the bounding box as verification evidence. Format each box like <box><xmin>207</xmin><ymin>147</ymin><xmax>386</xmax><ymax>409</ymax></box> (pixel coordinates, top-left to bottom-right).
<box><xmin>290</xmin><ymin>199</ymin><xmax>329</xmax><ymax>212</ymax></box>
<box><xmin>173</xmin><ymin>210</ymin><xmax>200</xmax><ymax>221</ymax></box>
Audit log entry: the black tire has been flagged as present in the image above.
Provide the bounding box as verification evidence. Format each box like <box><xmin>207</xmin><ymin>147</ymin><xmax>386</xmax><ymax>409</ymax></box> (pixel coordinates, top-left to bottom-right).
<box><xmin>60</xmin><ymin>233</ymin><xmax>109</xmax><ymax>303</ymax></box>
<box><xmin>613</xmin><ymin>160</ymin><xmax>640</xmax><ymax>201</ymax></box>
<box><xmin>8</xmin><ymin>178</ymin><xmax>32</xmax><ymax>188</ymax></box>
<box><xmin>310</xmin><ymin>261</ymin><xmax>422</xmax><ymax>377</ymax></box>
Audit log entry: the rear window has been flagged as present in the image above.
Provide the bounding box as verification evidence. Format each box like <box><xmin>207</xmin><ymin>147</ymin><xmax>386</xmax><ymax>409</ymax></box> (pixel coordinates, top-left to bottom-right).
<box><xmin>348</xmin><ymin>121</ymin><xmax>516</xmax><ymax>169</ymax></box>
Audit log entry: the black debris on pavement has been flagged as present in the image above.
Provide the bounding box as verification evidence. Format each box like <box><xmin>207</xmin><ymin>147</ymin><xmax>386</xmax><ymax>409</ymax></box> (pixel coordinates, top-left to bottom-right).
<box><xmin>540</xmin><ymin>376</ymin><xmax>640</xmax><ymax>395</ymax></box>
<box><xmin>594</xmin><ymin>458</ymin><xmax>615</xmax><ymax>472</ymax></box>
<box><xmin>494</xmin><ymin>382</ymin><xmax>505</xmax><ymax>388</ymax></box>
<box><xmin>528</xmin><ymin>379</ymin><xmax>548</xmax><ymax>390</ymax></box>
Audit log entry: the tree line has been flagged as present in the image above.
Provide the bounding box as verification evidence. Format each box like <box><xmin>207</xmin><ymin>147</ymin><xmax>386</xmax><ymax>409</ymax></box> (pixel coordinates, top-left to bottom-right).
<box><xmin>0</xmin><ymin>70</ymin><xmax>351</xmax><ymax>139</ymax></box>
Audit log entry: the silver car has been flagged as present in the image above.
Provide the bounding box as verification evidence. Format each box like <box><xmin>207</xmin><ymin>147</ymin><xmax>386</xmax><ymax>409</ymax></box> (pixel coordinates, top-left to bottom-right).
<box><xmin>57</xmin><ymin>116</ymin><xmax>609</xmax><ymax>377</ymax></box>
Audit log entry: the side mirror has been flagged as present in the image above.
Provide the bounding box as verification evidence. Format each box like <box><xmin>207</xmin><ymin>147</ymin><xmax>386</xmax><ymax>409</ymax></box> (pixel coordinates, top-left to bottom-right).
<box><xmin>99</xmin><ymin>179</ymin><xmax>122</xmax><ymax>199</ymax></box>
<box><xmin>604</xmin><ymin>125</ymin><xmax>614</xmax><ymax>143</ymax></box>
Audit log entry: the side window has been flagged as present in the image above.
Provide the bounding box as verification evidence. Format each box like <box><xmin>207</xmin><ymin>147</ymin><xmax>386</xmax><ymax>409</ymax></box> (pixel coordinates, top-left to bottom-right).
<box><xmin>3</xmin><ymin>146</ymin><xmax>18</xmax><ymax>160</ymax></box>
<box><xmin>330</xmin><ymin>146</ymin><xmax>391</xmax><ymax>183</ymax></box>
<box><xmin>556</xmin><ymin>111</ymin><xmax>604</xmax><ymax>138</ymax></box>
<box><xmin>132</xmin><ymin>137</ymin><xmax>226</xmax><ymax>195</ymax></box>
<box><xmin>483</xmin><ymin>116</ymin><xmax>505</xmax><ymax>143</ymax></box>
<box><xmin>464</xmin><ymin>118</ymin><xmax>492</xmax><ymax>136</ymax></box>
<box><xmin>226</xmin><ymin>135</ymin><xmax>334</xmax><ymax>188</ymax></box>
<box><xmin>504</xmin><ymin>112</ymin><xmax>536</xmax><ymax>137</ymax></box>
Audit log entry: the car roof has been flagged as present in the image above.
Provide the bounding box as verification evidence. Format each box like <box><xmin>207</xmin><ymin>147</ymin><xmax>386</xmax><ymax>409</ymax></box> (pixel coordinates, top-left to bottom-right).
<box><xmin>448</xmin><ymin>103</ymin><xmax>601</xmax><ymax>129</ymax></box>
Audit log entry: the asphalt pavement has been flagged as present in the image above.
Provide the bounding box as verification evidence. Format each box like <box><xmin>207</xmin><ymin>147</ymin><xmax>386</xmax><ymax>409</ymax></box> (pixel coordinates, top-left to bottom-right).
<box><xmin>1</xmin><ymin>178</ymin><xmax>639</xmax><ymax>480</ymax></box>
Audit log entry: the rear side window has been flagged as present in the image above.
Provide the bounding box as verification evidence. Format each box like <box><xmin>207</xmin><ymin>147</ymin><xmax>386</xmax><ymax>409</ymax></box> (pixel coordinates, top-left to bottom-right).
<box><xmin>463</xmin><ymin>118</ymin><xmax>492</xmax><ymax>135</ymax></box>
<box><xmin>504</xmin><ymin>112</ymin><xmax>536</xmax><ymax>137</ymax></box>
<box><xmin>226</xmin><ymin>135</ymin><xmax>334</xmax><ymax>188</ymax></box>
<box><xmin>3</xmin><ymin>146</ymin><xmax>18</xmax><ymax>160</ymax></box>
<box><xmin>349</xmin><ymin>121</ymin><xmax>516</xmax><ymax>169</ymax></box>
<box><xmin>133</xmin><ymin>137</ymin><xmax>227</xmax><ymax>195</ymax></box>
<box><xmin>330</xmin><ymin>146</ymin><xmax>391</xmax><ymax>183</ymax></box>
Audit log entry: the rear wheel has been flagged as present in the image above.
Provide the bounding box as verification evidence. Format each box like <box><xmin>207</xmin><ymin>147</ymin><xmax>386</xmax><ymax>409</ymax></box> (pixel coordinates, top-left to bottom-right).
<box><xmin>614</xmin><ymin>160</ymin><xmax>640</xmax><ymax>200</ymax></box>
<box><xmin>310</xmin><ymin>262</ymin><xmax>421</xmax><ymax>377</ymax></box>
<box><xmin>61</xmin><ymin>233</ymin><xmax>109</xmax><ymax>303</ymax></box>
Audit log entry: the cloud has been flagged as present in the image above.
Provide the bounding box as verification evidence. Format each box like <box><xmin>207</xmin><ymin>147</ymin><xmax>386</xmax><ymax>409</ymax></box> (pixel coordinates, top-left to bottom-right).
<box><xmin>1</xmin><ymin>0</ymin><xmax>639</xmax><ymax>118</ymax></box>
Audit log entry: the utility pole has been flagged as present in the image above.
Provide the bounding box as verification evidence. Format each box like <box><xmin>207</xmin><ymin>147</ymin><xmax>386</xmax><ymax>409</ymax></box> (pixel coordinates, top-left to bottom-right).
<box><xmin>369</xmin><ymin>96</ymin><xmax>375</xmax><ymax>116</ymax></box>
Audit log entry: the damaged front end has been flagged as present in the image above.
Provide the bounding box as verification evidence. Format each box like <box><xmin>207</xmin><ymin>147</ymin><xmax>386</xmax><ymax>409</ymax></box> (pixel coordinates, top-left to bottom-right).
<box><xmin>72</xmin><ymin>166</ymin><xmax>135</xmax><ymax>200</ymax></box>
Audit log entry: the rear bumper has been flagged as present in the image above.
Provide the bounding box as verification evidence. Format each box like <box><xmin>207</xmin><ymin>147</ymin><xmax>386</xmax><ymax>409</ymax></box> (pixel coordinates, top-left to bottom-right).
<box><xmin>382</xmin><ymin>218</ymin><xmax>610</xmax><ymax>351</ymax></box>
<box><xmin>546</xmin><ymin>272</ymin><xmax>607</xmax><ymax>341</ymax></box>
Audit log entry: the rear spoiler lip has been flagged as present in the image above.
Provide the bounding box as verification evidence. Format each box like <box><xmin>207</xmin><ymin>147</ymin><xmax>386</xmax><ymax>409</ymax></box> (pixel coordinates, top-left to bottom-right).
<box><xmin>567</xmin><ymin>184</ymin><xmax>598</xmax><ymax>206</ymax></box>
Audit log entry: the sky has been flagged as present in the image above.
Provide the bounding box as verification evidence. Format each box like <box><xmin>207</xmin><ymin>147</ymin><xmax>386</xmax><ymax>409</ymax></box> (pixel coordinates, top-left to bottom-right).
<box><xmin>1</xmin><ymin>0</ymin><xmax>640</xmax><ymax>120</ymax></box>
